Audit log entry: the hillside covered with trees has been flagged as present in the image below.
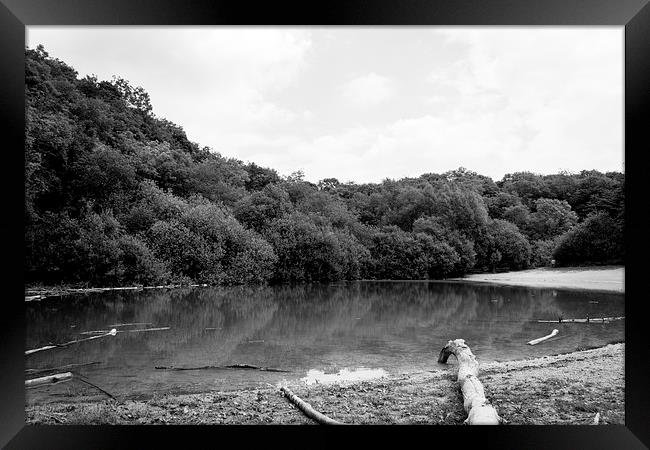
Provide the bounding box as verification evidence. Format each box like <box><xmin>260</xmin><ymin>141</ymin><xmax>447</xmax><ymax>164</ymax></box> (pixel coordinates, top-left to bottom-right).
<box><xmin>25</xmin><ymin>46</ymin><xmax>625</xmax><ymax>287</ymax></box>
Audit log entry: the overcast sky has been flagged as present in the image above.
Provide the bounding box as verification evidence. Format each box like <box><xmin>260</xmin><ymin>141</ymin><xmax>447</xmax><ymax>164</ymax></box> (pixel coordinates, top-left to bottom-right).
<box><xmin>27</xmin><ymin>27</ymin><xmax>623</xmax><ymax>184</ymax></box>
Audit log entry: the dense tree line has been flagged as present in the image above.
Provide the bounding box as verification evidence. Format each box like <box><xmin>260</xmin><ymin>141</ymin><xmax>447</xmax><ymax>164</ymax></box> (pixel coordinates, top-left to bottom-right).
<box><xmin>25</xmin><ymin>46</ymin><xmax>624</xmax><ymax>287</ymax></box>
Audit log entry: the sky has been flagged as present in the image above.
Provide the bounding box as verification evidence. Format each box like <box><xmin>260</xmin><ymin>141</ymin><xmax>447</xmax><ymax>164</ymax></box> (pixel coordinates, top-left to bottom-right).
<box><xmin>27</xmin><ymin>27</ymin><xmax>624</xmax><ymax>184</ymax></box>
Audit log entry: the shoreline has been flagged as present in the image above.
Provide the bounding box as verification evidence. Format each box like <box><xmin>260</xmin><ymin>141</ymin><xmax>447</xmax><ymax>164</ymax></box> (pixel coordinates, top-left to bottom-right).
<box><xmin>26</xmin><ymin>343</ymin><xmax>624</xmax><ymax>425</ymax></box>
<box><xmin>25</xmin><ymin>266</ymin><xmax>625</xmax><ymax>424</ymax></box>
<box><xmin>24</xmin><ymin>265</ymin><xmax>625</xmax><ymax>301</ymax></box>
<box><xmin>449</xmin><ymin>266</ymin><xmax>624</xmax><ymax>293</ymax></box>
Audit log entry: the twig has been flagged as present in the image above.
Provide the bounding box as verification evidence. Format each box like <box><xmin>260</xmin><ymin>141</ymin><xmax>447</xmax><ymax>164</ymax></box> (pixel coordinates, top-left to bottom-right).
<box><xmin>25</xmin><ymin>361</ymin><xmax>101</xmax><ymax>375</ymax></box>
<box><xmin>75</xmin><ymin>374</ymin><xmax>116</xmax><ymax>400</ymax></box>
<box><xmin>38</xmin><ymin>412</ymin><xmax>66</xmax><ymax>423</ymax></box>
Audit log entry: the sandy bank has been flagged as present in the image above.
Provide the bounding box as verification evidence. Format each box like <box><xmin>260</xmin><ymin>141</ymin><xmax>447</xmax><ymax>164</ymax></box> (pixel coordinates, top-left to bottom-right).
<box><xmin>451</xmin><ymin>266</ymin><xmax>624</xmax><ymax>293</ymax></box>
<box><xmin>26</xmin><ymin>343</ymin><xmax>624</xmax><ymax>425</ymax></box>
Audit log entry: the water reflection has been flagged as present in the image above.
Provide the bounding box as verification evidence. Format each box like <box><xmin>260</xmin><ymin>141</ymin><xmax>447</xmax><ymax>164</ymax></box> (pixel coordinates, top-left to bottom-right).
<box><xmin>25</xmin><ymin>282</ymin><xmax>624</xmax><ymax>400</ymax></box>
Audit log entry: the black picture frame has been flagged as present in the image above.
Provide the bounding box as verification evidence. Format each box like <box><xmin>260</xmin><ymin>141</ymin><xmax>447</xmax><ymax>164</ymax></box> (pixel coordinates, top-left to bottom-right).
<box><xmin>1</xmin><ymin>1</ymin><xmax>648</xmax><ymax>448</ymax></box>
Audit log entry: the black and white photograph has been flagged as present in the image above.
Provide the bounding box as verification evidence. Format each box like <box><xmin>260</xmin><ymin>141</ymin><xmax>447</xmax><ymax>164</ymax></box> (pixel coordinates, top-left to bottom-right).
<box><xmin>22</xmin><ymin>26</ymin><xmax>626</xmax><ymax>426</ymax></box>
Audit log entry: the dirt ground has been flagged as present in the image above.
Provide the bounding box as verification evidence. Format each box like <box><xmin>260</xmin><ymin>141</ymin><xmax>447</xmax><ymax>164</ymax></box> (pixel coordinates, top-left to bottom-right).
<box><xmin>451</xmin><ymin>266</ymin><xmax>624</xmax><ymax>293</ymax></box>
<box><xmin>25</xmin><ymin>343</ymin><xmax>624</xmax><ymax>425</ymax></box>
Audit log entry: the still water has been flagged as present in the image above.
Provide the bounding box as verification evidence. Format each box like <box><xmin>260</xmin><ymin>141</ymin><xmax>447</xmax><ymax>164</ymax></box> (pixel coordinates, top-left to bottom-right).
<box><xmin>25</xmin><ymin>281</ymin><xmax>624</xmax><ymax>402</ymax></box>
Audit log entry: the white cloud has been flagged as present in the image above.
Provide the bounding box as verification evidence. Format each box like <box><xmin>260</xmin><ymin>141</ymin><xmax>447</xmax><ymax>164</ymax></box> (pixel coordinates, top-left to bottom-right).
<box><xmin>340</xmin><ymin>72</ymin><xmax>394</xmax><ymax>108</ymax></box>
<box><xmin>28</xmin><ymin>27</ymin><xmax>313</xmax><ymax>147</ymax></box>
<box><xmin>421</xmin><ymin>28</ymin><xmax>623</xmax><ymax>178</ymax></box>
<box><xmin>27</xmin><ymin>27</ymin><xmax>623</xmax><ymax>183</ymax></box>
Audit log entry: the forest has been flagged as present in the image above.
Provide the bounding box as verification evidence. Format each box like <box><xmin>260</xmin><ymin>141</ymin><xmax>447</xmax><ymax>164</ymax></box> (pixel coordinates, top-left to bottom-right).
<box><xmin>25</xmin><ymin>45</ymin><xmax>625</xmax><ymax>287</ymax></box>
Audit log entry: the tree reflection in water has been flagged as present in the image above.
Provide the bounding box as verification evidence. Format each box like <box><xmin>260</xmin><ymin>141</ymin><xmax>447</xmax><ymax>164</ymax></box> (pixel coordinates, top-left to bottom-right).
<box><xmin>25</xmin><ymin>282</ymin><xmax>623</xmax><ymax>398</ymax></box>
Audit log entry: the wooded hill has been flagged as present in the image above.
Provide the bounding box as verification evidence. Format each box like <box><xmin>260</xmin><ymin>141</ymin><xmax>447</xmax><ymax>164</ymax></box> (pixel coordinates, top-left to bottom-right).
<box><xmin>25</xmin><ymin>46</ymin><xmax>624</xmax><ymax>287</ymax></box>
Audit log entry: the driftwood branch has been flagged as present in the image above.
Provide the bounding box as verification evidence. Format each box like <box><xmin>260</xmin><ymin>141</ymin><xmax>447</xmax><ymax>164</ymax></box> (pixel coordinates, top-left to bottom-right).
<box><xmin>25</xmin><ymin>329</ymin><xmax>117</xmax><ymax>355</ymax></box>
<box><xmin>438</xmin><ymin>339</ymin><xmax>501</xmax><ymax>425</ymax></box>
<box><xmin>24</xmin><ymin>345</ymin><xmax>58</xmax><ymax>355</ymax></box>
<box><xmin>280</xmin><ymin>386</ymin><xmax>344</xmax><ymax>425</ymax></box>
<box><xmin>527</xmin><ymin>329</ymin><xmax>559</xmax><ymax>345</ymax></box>
<box><xmin>25</xmin><ymin>372</ymin><xmax>73</xmax><ymax>388</ymax></box>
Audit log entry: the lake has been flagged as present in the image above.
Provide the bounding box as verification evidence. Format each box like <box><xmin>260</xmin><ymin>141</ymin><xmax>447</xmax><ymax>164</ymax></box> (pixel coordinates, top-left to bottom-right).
<box><xmin>25</xmin><ymin>281</ymin><xmax>624</xmax><ymax>403</ymax></box>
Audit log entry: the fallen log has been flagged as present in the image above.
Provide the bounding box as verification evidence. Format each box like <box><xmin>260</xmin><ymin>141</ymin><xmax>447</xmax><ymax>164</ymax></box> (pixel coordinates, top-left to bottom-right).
<box><xmin>25</xmin><ymin>372</ymin><xmax>73</xmax><ymax>388</ymax></box>
<box><xmin>224</xmin><ymin>363</ymin><xmax>288</xmax><ymax>372</ymax></box>
<box><xmin>123</xmin><ymin>326</ymin><xmax>170</xmax><ymax>333</ymax></box>
<box><xmin>527</xmin><ymin>329</ymin><xmax>559</xmax><ymax>345</ymax></box>
<box><xmin>81</xmin><ymin>326</ymin><xmax>169</xmax><ymax>335</ymax></box>
<box><xmin>280</xmin><ymin>386</ymin><xmax>344</xmax><ymax>425</ymax></box>
<box><xmin>25</xmin><ymin>329</ymin><xmax>117</xmax><ymax>355</ymax></box>
<box><xmin>438</xmin><ymin>339</ymin><xmax>501</xmax><ymax>425</ymax></box>
<box><xmin>155</xmin><ymin>365</ymin><xmax>219</xmax><ymax>371</ymax></box>
<box><xmin>143</xmin><ymin>284</ymin><xmax>182</xmax><ymax>290</ymax></box>
<box><xmin>537</xmin><ymin>316</ymin><xmax>624</xmax><ymax>324</ymax></box>
<box><xmin>108</xmin><ymin>322</ymin><xmax>153</xmax><ymax>327</ymax></box>
<box><xmin>154</xmin><ymin>363</ymin><xmax>289</xmax><ymax>373</ymax></box>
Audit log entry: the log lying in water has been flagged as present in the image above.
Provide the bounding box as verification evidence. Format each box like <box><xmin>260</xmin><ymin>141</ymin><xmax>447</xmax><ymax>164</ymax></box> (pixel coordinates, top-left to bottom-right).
<box><xmin>79</xmin><ymin>326</ymin><xmax>169</xmax><ymax>335</ymax></box>
<box><xmin>143</xmin><ymin>284</ymin><xmax>182</xmax><ymax>290</ymax></box>
<box><xmin>537</xmin><ymin>316</ymin><xmax>624</xmax><ymax>324</ymax></box>
<box><xmin>123</xmin><ymin>327</ymin><xmax>170</xmax><ymax>333</ymax></box>
<box><xmin>24</xmin><ymin>345</ymin><xmax>58</xmax><ymax>355</ymax></box>
<box><xmin>438</xmin><ymin>339</ymin><xmax>501</xmax><ymax>425</ymax></box>
<box><xmin>154</xmin><ymin>363</ymin><xmax>289</xmax><ymax>373</ymax></box>
<box><xmin>280</xmin><ymin>386</ymin><xmax>344</xmax><ymax>425</ymax></box>
<box><xmin>527</xmin><ymin>329</ymin><xmax>559</xmax><ymax>345</ymax></box>
<box><xmin>25</xmin><ymin>372</ymin><xmax>73</xmax><ymax>388</ymax></box>
<box><xmin>25</xmin><ymin>329</ymin><xmax>117</xmax><ymax>355</ymax></box>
